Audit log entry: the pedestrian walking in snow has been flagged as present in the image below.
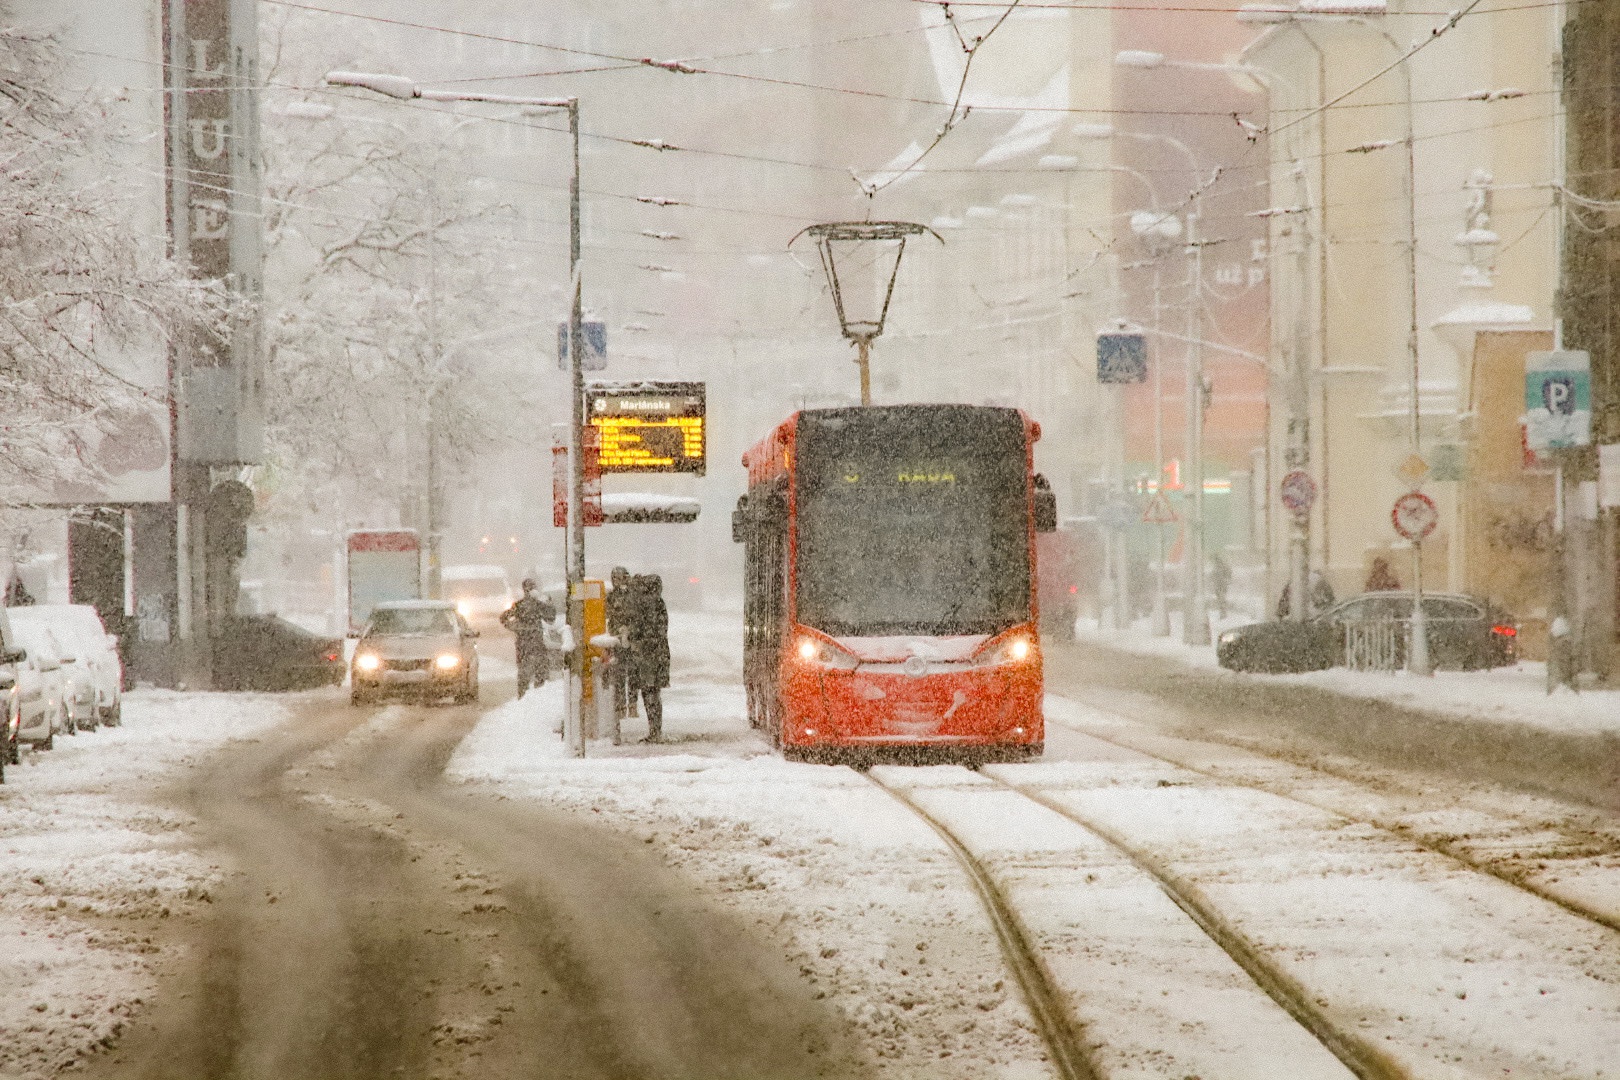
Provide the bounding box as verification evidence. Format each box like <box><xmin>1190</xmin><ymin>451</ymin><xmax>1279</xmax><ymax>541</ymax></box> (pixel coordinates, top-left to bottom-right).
<box><xmin>624</xmin><ymin>573</ymin><xmax>670</xmax><ymax>742</ymax></box>
<box><xmin>500</xmin><ymin>577</ymin><xmax>555</xmax><ymax>698</ymax></box>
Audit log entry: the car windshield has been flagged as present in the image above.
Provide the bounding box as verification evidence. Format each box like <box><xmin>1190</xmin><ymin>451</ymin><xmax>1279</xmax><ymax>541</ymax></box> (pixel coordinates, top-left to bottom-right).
<box><xmin>368</xmin><ymin>608</ymin><xmax>457</xmax><ymax>636</ymax></box>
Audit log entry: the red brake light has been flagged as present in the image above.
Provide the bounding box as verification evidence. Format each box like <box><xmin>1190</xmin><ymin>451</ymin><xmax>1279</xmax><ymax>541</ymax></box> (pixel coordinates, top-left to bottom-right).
<box><xmin>1490</xmin><ymin>625</ymin><xmax>1516</xmax><ymax>637</ymax></box>
<box><xmin>1068</xmin><ymin>585</ymin><xmax>1079</xmax><ymax>594</ymax></box>
<box><xmin>324</xmin><ymin>651</ymin><xmax>340</xmax><ymax>661</ymax></box>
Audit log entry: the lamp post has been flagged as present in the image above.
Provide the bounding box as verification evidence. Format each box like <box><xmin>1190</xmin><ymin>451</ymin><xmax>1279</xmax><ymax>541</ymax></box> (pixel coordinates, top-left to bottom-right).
<box><xmin>1229</xmin><ymin>15</ymin><xmax>1428</xmax><ymax>668</ymax></box>
<box><xmin>325</xmin><ymin>71</ymin><xmax>594</xmax><ymax>744</ymax></box>
<box><xmin>1081</xmin><ymin>111</ymin><xmax>1212</xmax><ymax>645</ymax></box>
<box><xmin>1129</xmin><ymin>208</ymin><xmax>1182</xmax><ymax>637</ymax></box>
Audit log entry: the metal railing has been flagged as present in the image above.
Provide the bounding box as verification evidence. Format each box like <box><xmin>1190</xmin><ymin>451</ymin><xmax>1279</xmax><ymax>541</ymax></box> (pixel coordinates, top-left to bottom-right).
<box><xmin>1343</xmin><ymin>620</ymin><xmax>1404</xmax><ymax>672</ymax></box>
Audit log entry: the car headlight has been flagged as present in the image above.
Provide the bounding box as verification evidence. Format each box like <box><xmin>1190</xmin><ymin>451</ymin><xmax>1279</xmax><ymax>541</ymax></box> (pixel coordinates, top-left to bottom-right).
<box><xmin>1218</xmin><ymin>631</ymin><xmax>1239</xmax><ymax>645</ymax></box>
<box><xmin>354</xmin><ymin>653</ymin><xmax>381</xmax><ymax>672</ymax></box>
<box><xmin>435</xmin><ymin>653</ymin><xmax>461</xmax><ymax>670</ymax></box>
<box><xmin>456</xmin><ymin>602</ymin><xmax>472</xmax><ymax>619</ymax></box>
<box><xmin>793</xmin><ymin>635</ymin><xmax>858</xmax><ymax>671</ymax></box>
<box><xmin>976</xmin><ymin>634</ymin><xmax>1034</xmax><ymax>666</ymax></box>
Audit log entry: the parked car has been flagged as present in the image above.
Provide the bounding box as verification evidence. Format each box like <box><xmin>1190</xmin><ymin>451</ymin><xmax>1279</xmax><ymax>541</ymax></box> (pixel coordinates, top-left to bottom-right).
<box><xmin>9</xmin><ymin>621</ymin><xmax>72</xmax><ymax>749</ymax></box>
<box><xmin>213</xmin><ymin>615</ymin><xmax>345</xmax><ymax>692</ymax></box>
<box><xmin>9</xmin><ymin>608</ymin><xmax>99</xmax><ymax>731</ymax></box>
<box><xmin>1217</xmin><ymin>591</ymin><xmax>1517</xmax><ymax>674</ymax></box>
<box><xmin>350</xmin><ymin>600</ymin><xmax>479</xmax><ymax>705</ymax></box>
<box><xmin>14</xmin><ymin>604</ymin><xmax>122</xmax><ymax>724</ymax></box>
<box><xmin>441</xmin><ymin>564</ymin><xmax>514</xmax><ymax>626</ymax></box>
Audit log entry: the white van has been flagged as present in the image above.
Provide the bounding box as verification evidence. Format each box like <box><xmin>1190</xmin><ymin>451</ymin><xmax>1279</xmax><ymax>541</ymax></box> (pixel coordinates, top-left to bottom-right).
<box><xmin>441</xmin><ymin>565</ymin><xmax>513</xmax><ymax>625</ymax></box>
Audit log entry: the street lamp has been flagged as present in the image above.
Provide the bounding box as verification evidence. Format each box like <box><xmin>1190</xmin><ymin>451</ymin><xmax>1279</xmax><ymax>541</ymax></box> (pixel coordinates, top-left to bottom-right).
<box><xmin>1129</xmin><ymin>207</ymin><xmax>1182</xmax><ymax>638</ymax></box>
<box><xmin>325</xmin><ymin>70</ymin><xmax>595</xmax><ymax>744</ymax></box>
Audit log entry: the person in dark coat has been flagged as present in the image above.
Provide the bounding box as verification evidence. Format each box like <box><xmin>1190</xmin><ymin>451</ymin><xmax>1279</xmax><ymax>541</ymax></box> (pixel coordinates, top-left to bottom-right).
<box><xmin>604</xmin><ymin>566</ymin><xmax>636</xmax><ymax>720</ymax></box>
<box><xmin>1364</xmin><ymin>557</ymin><xmax>1400</xmax><ymax>592</ymax></box>
<box><xmin>499</xmin><ymin>577</ymin><xmax>556</xmax><ymax>698</ymax></box>
<box><xmin>623</xmin><ymin>574</ymin><xmax>670</xmax><ymax>742</ymax></box>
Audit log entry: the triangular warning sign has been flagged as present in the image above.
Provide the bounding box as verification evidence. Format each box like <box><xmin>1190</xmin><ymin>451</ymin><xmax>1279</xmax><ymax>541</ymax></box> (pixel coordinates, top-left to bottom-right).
<box><xmin>1142</xmin><ymin>490</ymin><xmax>1178</xmax><ymax>524</ymax></box>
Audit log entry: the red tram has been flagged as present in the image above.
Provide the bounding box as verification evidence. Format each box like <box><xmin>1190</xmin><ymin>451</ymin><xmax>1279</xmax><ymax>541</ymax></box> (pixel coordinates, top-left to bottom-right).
<box><xmin>734</xmin><ymin>404</ymin><xmax>1056</xmax><ymax>762</ymax></box>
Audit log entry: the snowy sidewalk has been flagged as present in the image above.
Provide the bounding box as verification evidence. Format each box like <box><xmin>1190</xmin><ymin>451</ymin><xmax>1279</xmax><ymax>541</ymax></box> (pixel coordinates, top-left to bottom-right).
<box><xmin>1073</xmin><ymin>615</ymin><xmax>1620</xmax><ymax>740</ymax></box>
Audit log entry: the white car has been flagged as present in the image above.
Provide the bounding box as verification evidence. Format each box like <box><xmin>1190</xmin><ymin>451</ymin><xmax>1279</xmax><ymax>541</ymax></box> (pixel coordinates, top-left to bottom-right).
<box><xmin>8</xmin><ymin>609</ymin><xmax>99</xmax><ymax>731</ymax></box>
<box><xmin>14</xmin><ymin>605</ymin><xmax>121</xmax><ymax>725</ymax></box>
<box><xmin>441</xmin><ymin>564</ymin><xmax>514</xmax><ymax>625</ymax></box>
<box><xmin>8</xmin><ymin>621</ymin><xmax>71</xmax><ymax>748</ymax></box>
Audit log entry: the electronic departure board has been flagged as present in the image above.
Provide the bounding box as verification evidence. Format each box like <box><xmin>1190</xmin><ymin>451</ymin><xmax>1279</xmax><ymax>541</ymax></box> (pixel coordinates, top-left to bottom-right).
<box><xmin>587</xmin><ymin>381</ymin><xmax>706</xmax><ymax>475</ymax></box>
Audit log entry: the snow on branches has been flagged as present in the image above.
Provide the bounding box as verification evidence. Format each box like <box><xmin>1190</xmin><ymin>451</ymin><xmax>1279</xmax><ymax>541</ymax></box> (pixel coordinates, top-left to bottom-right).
<box><xmin>0</xmin><ymin>14</ymin><xmax>233</xmax><ymax>496</ymax></box>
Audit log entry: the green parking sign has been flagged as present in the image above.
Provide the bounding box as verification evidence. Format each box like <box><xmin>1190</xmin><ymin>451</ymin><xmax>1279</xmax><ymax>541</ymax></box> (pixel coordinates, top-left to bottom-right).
<box><xmin>1524</xmin><ymin>350</ymin><xmax>1590</xmax><ymax>451</ymax></box>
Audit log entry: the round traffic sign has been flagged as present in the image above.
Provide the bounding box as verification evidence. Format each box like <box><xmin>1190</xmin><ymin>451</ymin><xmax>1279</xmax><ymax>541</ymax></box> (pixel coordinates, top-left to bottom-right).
<box><xmin>1391</xmin><ymin>490</ymin><xmax>1438</xmax><ymax>541</ymax></box>
<box><xmin>1279</xmin><ymin>470</ymin><xmax>1316</xmax><ymax>516</ymax></box>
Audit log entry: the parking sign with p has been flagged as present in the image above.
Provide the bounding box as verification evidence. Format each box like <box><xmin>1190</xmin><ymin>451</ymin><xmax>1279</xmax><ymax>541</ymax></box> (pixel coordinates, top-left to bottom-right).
<box><xmin>1524</xmin><ymin>350</ymin><xmax>1591</xmax><ymax>452</ymax></box>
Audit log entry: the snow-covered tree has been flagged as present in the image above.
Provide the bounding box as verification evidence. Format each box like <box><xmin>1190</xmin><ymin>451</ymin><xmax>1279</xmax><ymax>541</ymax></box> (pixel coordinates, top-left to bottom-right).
<box><xmin>0</xmin><ymin>13</ymin><xmax>233</xmax><ymax>494</ymax></box>
<box><xmin>259</xmin><ymin>12</ymin><xmax>541</xmax><ymax>527</ymax></box>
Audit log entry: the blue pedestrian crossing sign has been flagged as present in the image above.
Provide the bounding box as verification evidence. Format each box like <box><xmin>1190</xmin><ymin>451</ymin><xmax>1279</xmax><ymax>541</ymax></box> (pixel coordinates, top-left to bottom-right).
<box><xmin>1097</xmin><ymin>330</ymin><xmax>1147</xmax><ymax>384</ymax></box>
<box><xmin>1525</xmin><ymin>350</ymin><xmax>1590</xmax><ymax>451</ymax></box>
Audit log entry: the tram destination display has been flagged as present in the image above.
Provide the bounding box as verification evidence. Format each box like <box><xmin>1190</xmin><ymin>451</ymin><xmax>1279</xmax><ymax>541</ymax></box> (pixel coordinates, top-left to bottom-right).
<box><xmin>587</xmin><ymin>381</ymin><xmax>706</xmax><ymax>475</ymax></box>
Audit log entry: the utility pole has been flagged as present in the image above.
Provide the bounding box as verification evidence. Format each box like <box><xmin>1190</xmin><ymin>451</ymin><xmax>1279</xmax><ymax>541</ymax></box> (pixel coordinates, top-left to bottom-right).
<box><xmin>325</xmin><ymin>71</ymin><xmax>587</xmax><ymax>750</ymax></box>
<box><xmin>1185</xmin><ymin>202</ymin><xmax>1210</xmax><ymax>645</ymax></box>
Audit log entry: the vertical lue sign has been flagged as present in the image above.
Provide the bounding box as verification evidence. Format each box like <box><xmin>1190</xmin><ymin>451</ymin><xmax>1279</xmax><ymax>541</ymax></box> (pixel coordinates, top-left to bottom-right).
<box><xmin>1097</xmin><ymin>330</ymin><xmax>1147</xmax><ymax>385</ymax></box>
<box><xmin>1524</xmin><ymin>350</ymin><xmax>1591</xmax><ymax>452</ymax></box>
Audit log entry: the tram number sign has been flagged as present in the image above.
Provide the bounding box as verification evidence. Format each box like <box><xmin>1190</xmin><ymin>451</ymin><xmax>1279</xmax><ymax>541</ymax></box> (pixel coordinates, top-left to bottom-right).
<box><xmin>1391</xmin><ymin>490</ymin><xmax>1438</xmax><ymax>541</ymax></box>
<box><xmin>1279</xmin><ymin>470</ymin><xmax>1316</xmax><ymax>517</ymax></box>
<box><xmin>587</xmin><ymin>381</ymin><xmax>706</xmax><ymax>475</ymax></box>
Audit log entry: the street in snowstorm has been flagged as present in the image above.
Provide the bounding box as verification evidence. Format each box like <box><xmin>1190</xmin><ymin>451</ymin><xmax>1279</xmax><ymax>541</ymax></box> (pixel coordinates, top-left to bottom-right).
<box><xmin>3</xmin><ymin>0</ymin><xmax>1620</xmax><ymax>1078</ymax></box>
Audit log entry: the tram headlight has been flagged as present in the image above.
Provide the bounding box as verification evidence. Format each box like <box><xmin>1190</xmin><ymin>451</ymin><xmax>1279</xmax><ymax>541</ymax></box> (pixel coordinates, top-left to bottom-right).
<box><xmin>976</xmin><ymin>634</ymin><xmax>1034</xmax><ymax>666</ymax></box>
<box><xmin>794</xmin><ymin>635</ymin><xmax>859</xmax><ymax>671</ymax></box>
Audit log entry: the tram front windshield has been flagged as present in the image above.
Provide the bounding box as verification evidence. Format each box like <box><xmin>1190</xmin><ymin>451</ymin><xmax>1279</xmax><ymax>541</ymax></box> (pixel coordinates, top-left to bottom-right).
<box><xmin>794</xmin><ymin>407</ymin><xmax>1031</xmax><ymax>637</ymax></box>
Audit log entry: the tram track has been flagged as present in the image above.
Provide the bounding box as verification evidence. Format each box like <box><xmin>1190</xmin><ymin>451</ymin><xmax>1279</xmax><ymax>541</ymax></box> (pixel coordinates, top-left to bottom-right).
<box><xmin>1042</xmin><ymin>702</ymin><xmax>1620</xmax><ymax>941</ymax></box>
<box><xmin>862</xmin><ymin>766</ymin><xmax>1392</xmax><ymax>1080</ymax></box>
<box><xmin>978</xmin><ymin>772</ymin><xmax>1407</xmax><ymax>1080</ymax></box>
<box><xmin>862</xmin><ymin>772</ymin><xmax>1101</xmax><ymax>1080</ymax></box>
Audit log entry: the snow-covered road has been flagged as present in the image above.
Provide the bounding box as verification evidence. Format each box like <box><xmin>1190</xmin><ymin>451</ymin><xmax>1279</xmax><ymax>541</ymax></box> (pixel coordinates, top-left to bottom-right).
<box><xmin>4</xmin><ymin>615</ymin><xmax>1619</xmax><ymax>1077</ymax></box>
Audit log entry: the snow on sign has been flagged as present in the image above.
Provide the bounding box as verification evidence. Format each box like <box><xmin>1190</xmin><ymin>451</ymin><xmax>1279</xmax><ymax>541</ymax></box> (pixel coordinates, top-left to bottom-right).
<box><xmin>1096</xmin><ymin>330</ymin><xmax>1147</xmax><ymax>385</ymax></box>
<box><xmin>557</xmin><ymin>321</ymin><xmax>607</xmax><ymax>371</ymax></box>
<box><xmin>1279</xmin><ymin>470</ymin><xmax>1316</xmax><ymax>516</ymax></box>
<box><xmin>1524</xmin><ymin>350</ymin><xmax>1591</xmax><ymax>451</ymax></box>
<box><xmin>1391</xmin><ymin>490</ymin><xmax>1438</xmax><ymax>541</ymax></box>
<box><xmin>587</xmin><ymin>381</ymin><xmax>706</xmax><ymax>475</ymax></box>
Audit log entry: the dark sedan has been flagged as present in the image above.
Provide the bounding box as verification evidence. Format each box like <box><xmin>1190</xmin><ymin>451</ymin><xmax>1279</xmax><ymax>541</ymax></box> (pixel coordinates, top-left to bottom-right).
<box><xmin>1216</xmin><ymin>591</ymin><xmax>1517</xmax><ymax>674</ymax></box>
<box><xmin>213</xmin><ymin>616</ymin><xmax>346</xmax><ymax>691</ymax></box>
